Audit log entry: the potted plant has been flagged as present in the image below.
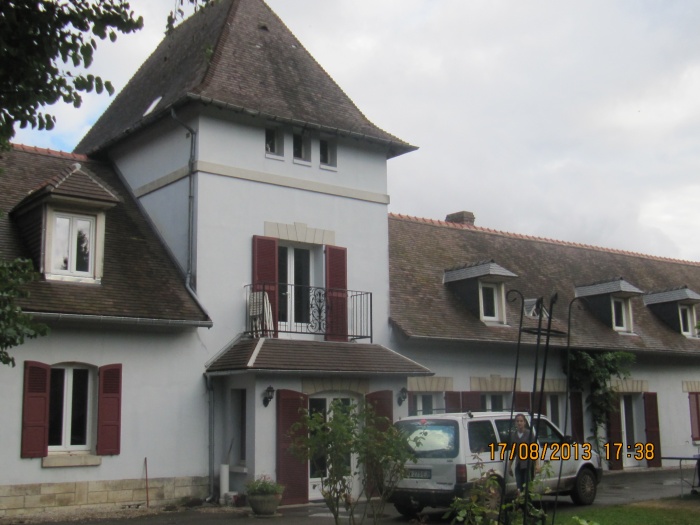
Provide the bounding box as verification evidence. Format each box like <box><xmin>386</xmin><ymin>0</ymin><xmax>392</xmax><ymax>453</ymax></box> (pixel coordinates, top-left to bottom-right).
<box><xmin>245</xmin><ymin>475</ymin><xmax>284</xmax><ymax>516</ymax></box>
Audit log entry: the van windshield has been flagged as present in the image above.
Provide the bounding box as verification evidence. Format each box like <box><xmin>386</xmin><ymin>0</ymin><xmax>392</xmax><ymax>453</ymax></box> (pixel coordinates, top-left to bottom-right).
<box><xmin>395</xmin><ymin>419</ymin><xmax>459</xmax><ymax>459</ymax></box>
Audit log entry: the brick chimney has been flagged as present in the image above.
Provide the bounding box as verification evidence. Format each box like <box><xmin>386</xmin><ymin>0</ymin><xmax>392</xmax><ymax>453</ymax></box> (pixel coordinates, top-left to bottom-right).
<box><xmin>445</xmin><ymin>211</ymin><xmax>476</xmax><ymax>226</ymax></box>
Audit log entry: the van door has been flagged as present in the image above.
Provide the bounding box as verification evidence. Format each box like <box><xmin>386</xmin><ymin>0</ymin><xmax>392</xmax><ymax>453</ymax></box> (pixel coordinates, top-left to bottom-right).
<box><xmin>395</xmin><ymin>419</ymin><xmax>460</xmax><ymax>493</ymax></box>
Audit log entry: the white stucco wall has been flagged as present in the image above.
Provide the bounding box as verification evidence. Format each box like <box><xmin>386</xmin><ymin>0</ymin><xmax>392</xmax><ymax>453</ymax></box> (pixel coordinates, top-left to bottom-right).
<box><xmin>1</xmin><ymin>327</ymin><xmax>210</xmax><ymax>486</ymax></box>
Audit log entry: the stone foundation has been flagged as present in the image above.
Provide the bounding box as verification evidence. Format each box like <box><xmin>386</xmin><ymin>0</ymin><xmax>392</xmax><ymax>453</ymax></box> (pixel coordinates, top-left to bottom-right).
<box><xmin>0</xmin><ymin>476</ymin><xmax>208</xmax><ymax>518</ymax></box>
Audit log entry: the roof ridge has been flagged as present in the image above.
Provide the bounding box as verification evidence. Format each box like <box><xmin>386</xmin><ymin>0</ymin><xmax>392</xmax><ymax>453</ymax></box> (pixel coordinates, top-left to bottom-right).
<box><xmin>388</xmin><ymin>212</ymin><xmax>700</xmax><ymax>267</ymax></box>
<box><xmin>11</xmin><ymin>143</ymin><xmax>89</xmax><ymax>161</ymax></box>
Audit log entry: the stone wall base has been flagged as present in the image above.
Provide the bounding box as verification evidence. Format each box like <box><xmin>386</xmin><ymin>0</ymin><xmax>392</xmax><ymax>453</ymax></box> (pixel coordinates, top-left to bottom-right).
<box><xmin>0</xmin><ymin>476</ymin><xmax>209</xmax><ymax>518</ymax></box>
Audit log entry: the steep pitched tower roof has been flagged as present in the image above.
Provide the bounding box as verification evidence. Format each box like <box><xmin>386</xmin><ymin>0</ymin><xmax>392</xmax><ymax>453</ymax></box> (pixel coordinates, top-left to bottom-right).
<box><xmin>75</xmin><ymin>0</ymin><xmax>415</xmax><ymax>158</ymax></box>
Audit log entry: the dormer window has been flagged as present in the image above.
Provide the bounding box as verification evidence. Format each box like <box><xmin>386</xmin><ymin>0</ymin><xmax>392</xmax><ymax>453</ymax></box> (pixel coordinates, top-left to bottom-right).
<box><xmin>524</xmin><ymin>298</ymin><xmax>549</xmax><ymax>319</ymax></box>
<box><xmin>575</xmin><ymin>277</ymin><xmax>643</xmax><ymax>334</ymax></box>
<box><xmin>612</xmin><ymin>297</ymin><xmax>632</xmax><ymax>332</ymax></box>
<box><xmin>51</xmin><ymin>212</ymin><xmax>95</xmax><ymax>276</ymax></box>
<box><xmin>10</xmin><ymin>163</ymin><xmax>119</xmax><ymax>285</ymax></box>
<box><xmin>645</xmin><ymin>287</ymin><xmax>700</xmax><ymax>338</ymax></box>
<box><xmin>444</xmin><ymin>260</ymin><xmax>517</xmax><ymax>325</ymax></box>
<box><xmin>679</xmin><ymin>305</ymin><xmax>696</xmax><ymax>336</ymax></box>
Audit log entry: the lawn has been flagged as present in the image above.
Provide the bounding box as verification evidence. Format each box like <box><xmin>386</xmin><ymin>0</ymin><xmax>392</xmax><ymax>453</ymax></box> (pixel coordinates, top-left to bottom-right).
<box><xmin>550</xmin><ymin>496</ymin><xmax>700</xmax><ymax>525</ymax></box>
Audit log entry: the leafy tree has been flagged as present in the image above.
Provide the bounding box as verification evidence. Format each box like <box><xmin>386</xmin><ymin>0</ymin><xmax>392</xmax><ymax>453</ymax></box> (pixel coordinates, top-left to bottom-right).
<box><xmin>290</xmin><ymin>399</ymin><xmax>421</xmax><ymax>525</ymax></box>
<box><xmin>564</xmin><ymin>350</ymin><xmax>635</xmax><ymax>453</ymax></box>
<box><xmin>0</xmin><ymin>1</ymin><xmax>144</xmax><ymax>149</ymax></box>
<box><xmin>0</xmin><ymin>259</ymin><xmax>49</xmax><ymax>367</ymax></box>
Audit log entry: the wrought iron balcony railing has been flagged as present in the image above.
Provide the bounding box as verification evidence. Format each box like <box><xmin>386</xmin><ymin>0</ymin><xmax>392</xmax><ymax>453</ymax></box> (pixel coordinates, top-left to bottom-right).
<box><xmin>244</xmin><ymin>283</ymin><xmax>372</xmax><ymax>342</ymax></box>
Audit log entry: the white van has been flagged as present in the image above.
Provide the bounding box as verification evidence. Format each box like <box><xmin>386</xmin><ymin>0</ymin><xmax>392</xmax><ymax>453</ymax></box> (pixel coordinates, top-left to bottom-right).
<box><xmin>388</xmin><ymin>412</ymin><xmax>602</xmax><ymax>517</ymax></box>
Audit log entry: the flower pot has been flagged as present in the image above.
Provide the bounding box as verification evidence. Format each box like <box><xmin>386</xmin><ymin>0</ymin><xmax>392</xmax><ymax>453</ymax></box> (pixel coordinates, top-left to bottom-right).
<box><xmin>248</xmin><ymin>493</ymin><xmax>282</xmax><ymax>516</ymax></box>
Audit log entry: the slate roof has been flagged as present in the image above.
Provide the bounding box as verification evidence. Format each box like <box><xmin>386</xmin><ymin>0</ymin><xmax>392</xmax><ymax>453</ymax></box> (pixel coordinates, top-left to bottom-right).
<box><xmin>206</xmin><ymin>337</ymin><xmax>432</xmax><ymax>375</ymax></box>
<box><xmin>0</xmin><ymin>144</ymin><xmax>211</xmax><ymax>327</ymax></box>
<box><xmin>389</xmin><ymin>213</ymin><xmax>700</xmax><ymax>355</ymax></box>
<box><xmin>75</xmin><ymin>0</ymin><xmax>415</xmax><ymax>159</ymax></box>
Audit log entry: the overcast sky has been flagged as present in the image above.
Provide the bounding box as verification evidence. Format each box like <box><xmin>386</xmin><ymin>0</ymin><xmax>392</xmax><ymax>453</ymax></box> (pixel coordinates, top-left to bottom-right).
<box><xmin>14</xmin><ymin>1</ymin><xmax>700</xmax><ymax>261</ymax></box>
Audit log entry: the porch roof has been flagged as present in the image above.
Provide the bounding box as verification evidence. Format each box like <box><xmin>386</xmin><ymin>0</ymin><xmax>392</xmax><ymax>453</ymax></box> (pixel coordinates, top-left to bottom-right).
<box><xmin>206</xmin><ymin>338</ymin><xmax>432</xmax><ymax>376</ymax></box>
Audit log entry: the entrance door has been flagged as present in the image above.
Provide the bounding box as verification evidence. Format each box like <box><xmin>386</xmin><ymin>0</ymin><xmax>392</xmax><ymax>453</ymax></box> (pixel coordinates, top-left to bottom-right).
<box><xmin>308</xmin><ymin>394</ymin><xmax>356</xmax><ymax>501</ymax></box>
<box><xmin>620</xmin><ymin>394</ymin><xmax>641</xmax><ymax>467</ymax></box>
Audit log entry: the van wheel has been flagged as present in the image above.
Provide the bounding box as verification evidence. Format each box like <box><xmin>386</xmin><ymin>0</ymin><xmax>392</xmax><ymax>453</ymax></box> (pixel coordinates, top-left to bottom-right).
<box><xmin>570</xmin><ymin>468</ymin><xmax>596</xmax><ymax>505</ymax></box>
<box><xmin>481</xmin><ymin>476</ymin><xmax>505</xmax><ymax>512</ymax></box>
<box><xmin>394</xmin><ymin>501</ymin><xmax>424</xmax><ymax>518</ymax></box>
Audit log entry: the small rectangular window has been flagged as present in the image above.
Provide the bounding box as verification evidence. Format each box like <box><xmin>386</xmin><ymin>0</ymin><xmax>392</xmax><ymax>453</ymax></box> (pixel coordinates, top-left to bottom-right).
<box><xmin>690</xmin><ymin>392</ymin><xmax>700</xmax><ymax>441</ymax></box>
<box><xmin>680</xmin><ymin>305</ymin><xmax>695</xmax><ymax>336</ymax></box>
<box><xmin>613</xmin><ymin>299</ymin><xmax>625</xmax><ymax>328</ymax></box>
<box><xmin>51</xmin><ymin>213</ymin><xmax>95</xmax><ymax>276</ymax></box>
<box><xmin>265</xmin><ymin>128</ymin><xmax>282</xmax><ymax>156</ymax></box>
<box><xmin>479</xmin><ymin>282</ymin><xmax>504</xmax><ymax>322</ymax></box>
<box><xmin>293</xmin><ymin>132</ymin><xmax>310</xmax><ymax>162</ymax></box>
<box><xmin>320</xmin><ymin>138</ymin><xmax>337</xmax><ymax>167</ymax></box>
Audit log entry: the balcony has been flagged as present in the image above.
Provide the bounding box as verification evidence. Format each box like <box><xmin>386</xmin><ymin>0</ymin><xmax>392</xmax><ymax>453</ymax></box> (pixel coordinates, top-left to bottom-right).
<box><xmin>244</xmin><ymin>283</ymin><xmax>372</xmax><ymax>341</ymax></box>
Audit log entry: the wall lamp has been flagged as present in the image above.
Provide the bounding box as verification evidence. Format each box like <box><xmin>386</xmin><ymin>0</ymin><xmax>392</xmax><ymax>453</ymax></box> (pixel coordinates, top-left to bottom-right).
<box><xmin>263</xmin><ymin>385</ymin><xmax>275</xmax><ymax>407</ymax></box>
<box><xmin>397</xmin><ymin>387</ymin><xmax>408</xmax><ymax>406</ymax></box>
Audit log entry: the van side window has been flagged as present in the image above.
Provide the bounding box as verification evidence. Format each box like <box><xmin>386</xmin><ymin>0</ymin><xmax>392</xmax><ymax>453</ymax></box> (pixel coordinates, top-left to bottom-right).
<box><xmin>468</xmin><ymin>420</ymin><xmax>498</xmax><ymax>453</ymax></box>
<box><xmin>495</xmin><ymin>419</ymin><xmax>515</xmax><ymax>442</ymax></box>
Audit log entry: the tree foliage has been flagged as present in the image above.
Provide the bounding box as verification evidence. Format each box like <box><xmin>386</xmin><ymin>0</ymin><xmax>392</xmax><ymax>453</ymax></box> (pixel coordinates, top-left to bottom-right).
<box><xmin>564</xmin><ymin>350</ymin><xmax>635</xmax><ymax>449</ymax></box>
<box><xmin>289</xmin><ymin>399</ymin><xmax>421</xmax><ymax>525</ymax></box>
<box><xmin>0</xmin><ymin>0</ymin><xmax>144</xmax><ymax>148</ymax></box>
<box><xmin>0</xmin><ymin>259</ymin><xmax>49</xmax><ymax>367</ymax></box>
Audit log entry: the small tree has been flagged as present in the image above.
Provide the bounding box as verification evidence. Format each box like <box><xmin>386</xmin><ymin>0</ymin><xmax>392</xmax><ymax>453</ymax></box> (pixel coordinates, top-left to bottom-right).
<box><xmin>564</xmin><ymin>350</ymin><xmax>635</xmax><ymax>452</ymax></box>
<box><xmin>290</xmin><ymin>399</ymin><xmax>420</xmax><ymax>525</ymax></box>
<box><xmin>0</xmin><ymin>259</ymin><xmax>49</xmax><ymax>366</ymax></box>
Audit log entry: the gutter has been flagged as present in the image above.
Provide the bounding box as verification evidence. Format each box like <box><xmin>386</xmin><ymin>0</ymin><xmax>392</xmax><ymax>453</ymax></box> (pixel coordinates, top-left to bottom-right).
<box><xmin>169</xmin><ymin>108</ymin><xmax>198</xmax><ymax>294</ymax></box>
<box><xmin>28</xmin><ymin>312</ymin><xmax>212</xmax><ymax>328</ymax></box>
<box><xmin>186</xmin><ymin>93</ymin><xmax>418</xmax><ymax>158</ymax></box>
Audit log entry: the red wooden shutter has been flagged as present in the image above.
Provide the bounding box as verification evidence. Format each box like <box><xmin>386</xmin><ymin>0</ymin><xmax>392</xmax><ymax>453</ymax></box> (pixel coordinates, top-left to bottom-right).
<box><xmin>276</xmin><ymin>389</ymin><xmax>309</xmax><ymax>505</ymax></box>
<box><xmin>569</xmin><ymin>391</ymin><xmax>584</xmax><ymax>443</ymax></box>
<box><xmin>461</xmin><ymin>391</ymin><xmax>482</xmax><ymax>412</ymax></box>
<box><xmin>252</xmin><ymin>236</ymin><xmax>278</xmax><ymax>337</ymax></box>
<box><xmin>444</xmin><ymin>392</ymin><xmax>462</xmax><ymax>413</ymax></box>
<box><xmin>690</xmin><ymin>393</ymin><xmax>700</xmax><ymax>441</ymax></box>
<box><xmin>366</xmin><ymin>390</ymin><xmax>393</xmax><ymax>429</ymax></box>
<box><xmin>513</xmin><ymin>392</ymin><xmax>531</xmax><ymax>412</ymax></box>
<box><xmin>607</xmin><ymin>394</ymin><xmax>623</xmax><ymax>470</ymax></box>
<box><xmin>21</xmin><ymin>361</ymin><xmax>51</xmax><ymax>458</ymax></box>
<box><xmin>643</xmin><ymin>392</ymin><xmax>662</xmax><ymax>467</ymax></box>
<box><xmin>365</xmin><ymin>390</ymin><xmax>394</xmax><ymax>495</ymax></box>
<box><xmin>325</xmin><ymin>246</ymin><xmax>348</xmax><ymax>342</ymax></box>
<box><xmin>96</xmin><ymin>364</ymin><xmax>122</xmax><ymax>455</ymax></box>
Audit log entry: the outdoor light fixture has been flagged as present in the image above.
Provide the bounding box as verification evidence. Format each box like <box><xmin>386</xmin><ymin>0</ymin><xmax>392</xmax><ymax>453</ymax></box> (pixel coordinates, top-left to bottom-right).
<box><xmin>397</xmin><ymin>387</ymin><xmax>408</xmax><ymax>406</ymax></box>
<box><xmin>263</xmin><ymin>385</ymin><xmax>275</xmax><ymax>407</ymax></box>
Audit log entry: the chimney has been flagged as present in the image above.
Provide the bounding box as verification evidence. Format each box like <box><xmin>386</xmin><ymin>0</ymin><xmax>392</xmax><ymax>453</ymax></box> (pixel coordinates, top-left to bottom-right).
<box><xmin>445</xmin><ymin>211</ymin><xmax>475</xmax><ymax>226</ymax></box>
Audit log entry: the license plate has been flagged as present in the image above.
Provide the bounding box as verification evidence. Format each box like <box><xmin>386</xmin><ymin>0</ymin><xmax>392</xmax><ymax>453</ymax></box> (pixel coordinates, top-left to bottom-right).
<box><xmin>407</xmin><ymin>469</ymin><xmax>431</xmax><ymax>479</ymax></box>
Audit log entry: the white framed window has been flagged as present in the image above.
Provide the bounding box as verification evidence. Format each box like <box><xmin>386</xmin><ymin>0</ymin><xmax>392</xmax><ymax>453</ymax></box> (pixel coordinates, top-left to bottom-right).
<box><xmin>410</xmin><ymin>394</ymin><xmax>436</xmax><ymax>416</ymax></box>
<box><xmin>293</xmin><ymin>132</ymin><xmax>311</xmax><ymax>164</ymax></box>
<box><xmin>45</xmin><ymin>208</ymin><xmax>105</xmax><ymax>283</ymax></box>
<box><xmin>479</xmin><ymin>281</ymin><xmax>505</xmax><ymax>323</ymax></box>
<box><xmin>278</xmin><ymin>245</ymin><xmax>314</xmax><ymax>326</ymax></box>
<box><xmin>612</xmin><ymin>297</ymin><xmax>633</xmax><ymax>332</ymax></box>
<box><xmin>48</xmin><ymin>365</ymin><xmax>96</xmax><ymax>452</ymax></box>
<box><xmin>265</xmin><ymin>127</ymin><xmax>284</xmax><ymax>157</ymax></box>
<box><xmin>319</xmin><ymin>138</ymin><xmax>337</xmax><ymax>168</ymax></box>
<box><xmin>679</xmin><ymin>305</ymin><xmax>697</xmax><ymax>337</ymax></box>
<box><xmin>480</xmin><ymin>393</ymin><xmax>508</xmax><ymax>411</ymax></box>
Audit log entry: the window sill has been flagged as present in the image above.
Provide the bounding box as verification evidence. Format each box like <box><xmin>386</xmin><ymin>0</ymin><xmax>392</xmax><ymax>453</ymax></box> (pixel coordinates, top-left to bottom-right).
<box><xmin>45</xmin><ymin>274</ymin><xmax>101</xmax><ymax>284</ymax></box>
<box><xmin>293</xmin><ymin>158</ymin><xmax>312</xmax><ymax>167</ymax></box>
<box><xmin>265</xmin><ymin>153</ymin><xmax>285</xmax><ymax>161</ymax></box>
<box><xmin>320</xmin><ymin>164</ymin><xmax>338</xmax><ymax>172</ymax></box>
<box><xmin>230</xmin><ymin>465</ymin><xmax>248</xmax><ymax>474</ymax></box>
<box><xmin>615</xmin><ymin>330</ymin><xmax>639</xmax><ymax>336</ymax></box>
<box><xmin>42</xmin><ymin>454</ymin><xmax>102</xmax><ymax>468</ymax></box>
